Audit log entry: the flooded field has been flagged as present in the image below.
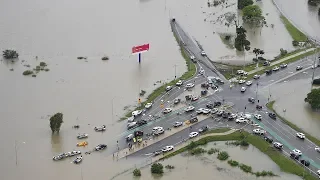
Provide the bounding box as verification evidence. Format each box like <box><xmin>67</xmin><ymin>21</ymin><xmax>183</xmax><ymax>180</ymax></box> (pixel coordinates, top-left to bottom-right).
<box><xmin>115</xmin><ymin>141</ymin><xmax>301</xmax><ymax>180</ymax></box>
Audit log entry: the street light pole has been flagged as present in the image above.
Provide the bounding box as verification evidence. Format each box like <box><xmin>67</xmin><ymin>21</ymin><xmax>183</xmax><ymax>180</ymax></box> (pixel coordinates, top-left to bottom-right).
<box><xmin>14</xmin><ymin>140</ymin><xmax>18</xmax><ymax>166</ymax></box>
<box><xmin>255</xmin><ymin>82</ymin><xmax>259</xmax><ymax>100</ymax></box>
<box><xmin>311</xmin><ymin>53</ymin><xmax>317</xmax><ymax>90</ymax></box>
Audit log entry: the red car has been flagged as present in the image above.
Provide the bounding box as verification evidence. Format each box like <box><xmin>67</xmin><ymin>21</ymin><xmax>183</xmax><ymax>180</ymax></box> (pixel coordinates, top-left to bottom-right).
<box><xmin>191</xmin><ymin>96</ymin><xmax>199</xmax><ymax>101</ymax></box>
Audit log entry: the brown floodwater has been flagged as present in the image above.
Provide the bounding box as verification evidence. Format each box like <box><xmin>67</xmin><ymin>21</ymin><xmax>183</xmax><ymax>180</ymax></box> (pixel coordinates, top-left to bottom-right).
<box><xmin>115</xmin><ymin>142</ymin><xmax>302</xmax><ymax>180</ymax></box>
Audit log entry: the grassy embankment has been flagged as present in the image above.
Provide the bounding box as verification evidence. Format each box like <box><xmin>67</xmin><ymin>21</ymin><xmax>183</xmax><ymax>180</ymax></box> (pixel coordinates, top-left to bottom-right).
<box><xmin>121</xmin><ymin>32</ymin><xmax>197</xmax><ymax>120</ymax></box>
<box><xmin>267</xmin><ymin>101</ymin><xmax>320</xmax><ymax>147</ymax></box>
<box><xmin>160</xmin><ymin>130</ymin><xmax>317</xmax><ymax>180</ymax></box>
<box><xmin>280</xmin><ymin>15</ymin><xmax>307</xmax><ymax>42</ymax></box>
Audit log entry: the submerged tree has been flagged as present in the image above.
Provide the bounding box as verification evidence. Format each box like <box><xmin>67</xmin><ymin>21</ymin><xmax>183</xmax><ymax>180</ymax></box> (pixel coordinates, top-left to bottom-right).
<box><xmin>50</xmin><ymin>113</ymin><xmax>64</xmax><ymax>133</ymax></box>
<box><xmin>151</xmin><ymin>163</ymin><xmax>164</xmax><ymax>174</ymax></box>
<box><xmin>234</xmin><ymin>26</ymin><xmax>251</xmax><ymax>51</ymax></box>
<box><xmin>253</xmin><ymin>48</ymin><xmax>264</xmax><ymax>59</ymax></box>
<box><xmin>2</xmin><ymin>50</ymin><xmax>19</xmax><ymax>59</ymax></box>
<box><xmin>305</xmin><ymin>89</ymin><xmax>320</xmax><ymax>109</ymax></box>
<box><xmin>242</xmin><ymin>5</ymin><xmax>265</xmax><ymax>26</ymax></box>
<box><xmin>238</xmin><ymin>0</ymin><xmax>253</xmax><ymax>10</ymax></box>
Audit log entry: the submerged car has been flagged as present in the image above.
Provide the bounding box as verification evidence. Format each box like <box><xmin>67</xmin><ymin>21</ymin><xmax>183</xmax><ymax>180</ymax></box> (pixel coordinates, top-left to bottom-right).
<box><xmin>53</xmin><ymin>153</ymin><xmax>66</xmax><ymax>161</ymax></box>
<box><xmin>77</xmin><ymin>133</ymin><xmax>88</xmax><ymax>139</ymax></box>
<box><xmin>94</xmin><ymin>125</ymin><xmax>106</xmax><ymax>132</ymax></box>
<box><xmin>198</xmin><ymin>126</ymin><xmax>209</xmax><ymax>133</ymax></box>
<box><xmin>95</xmin><ymin>144</ymin><xmax>107</xmax><ymax>151</ymax></box>
<box><xmin>173</xmin><ymin>98</ymin><xmax>181</xmax><ymax>104</ymax></box>
<box><xmin>73</xmin><ymin>155</ymin><xmax>83</xmax><ymax>164</ymax></box>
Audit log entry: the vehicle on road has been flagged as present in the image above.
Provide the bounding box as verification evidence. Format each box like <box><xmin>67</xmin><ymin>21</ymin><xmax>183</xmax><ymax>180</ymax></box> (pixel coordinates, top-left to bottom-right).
<box><xmin>265</xmin><ymin>69</ymin><xmax>272</xmax><ymax>75</ymax></box>
<box><xmin>256</xmin><ymin>105</ymin><xmax>262</xmax><ymax>110</ymax></box>
<box><xmin>162</xmin><ymin>145</ymin><xmax>174</xmax><ymax>152</ymax></box>
<box><xmin>77</xmin><ymin>133</ymin><xmax>88</xmax><ymax>139</ymax></box>
<box><xmin>253</xmin><ymin>129</ymin><xmax>266</xmax><ymax>135</ymax></box>
<box><xmin>238</xmin><ymin>79</ymin><xmax>246</xmax><ymax>84</ymax></box>
<box><xmin>95</xmin><ymin>144</ymin><xmax>107</xmax><ymax>151</ymax></box>
<box><xmin>186</xmin><ymin>83</ymin><xmax>195</xmax><ymax>89</ymax></box>
<box><xmin>173</xmin><ymin>98</ymin><xmax>181</xmax><ymax>104</ymax></box>
<box><xmin>201</xmin><ymin>51</ymin><xmax>206</xmax><ymax>56</ymax></box>
<box><xmin>222</xmin><ymin>112</ymin><xmax>231</xmax><ymax>119</ymax></box>
<box><xmin>152</xmin><ymin>126</ymin><xmax>163</xmax><ymax>132</ymax></box>
<box><xmin>246</xmin><ymin>81</ymin><xmax>252</xmax><ymax>86</ymax></box>
<box><xmin>173</xmin><ymin>122</ymin><xmax>183</xmax><ymax>127</ymax></box>
<box><xmin>263</xmin><ymin>61</ymin><xmax>270</xmax><ymax>66</ymax></box>
<box><xmin>291</xmin><ymin>149</ymin><xmax>302</xmax><ymax>156</ymax></box>
<box><xmin>94</xmin><ymin>125</ymin><xmax>106</xmax><ymax>132</ymax></box>
<box><xmin>215</xmin><ymin>77</ymin><xmax>224</xmax><ymax>84</ymax></box>
<box><xmin>264</xmin><ymin>136</ymin><xmax>273</xmax><ymax>143</ymax></box>
<box><xmin>237</xmin><ymin>70</ymin><xmax>248</xmax><ymax>76</ymax></box>
<box><xmin>236</xmin><ymin>118</ymin><xmax>248</xmax><ymax>123</ymax></box>
<box><xmin>199</xmin><ymin>69</ymin><xmax>205</xmax><ymax>75</ymax></box>
<box><xmin>166</xmin><ymin>86</ymin><xmax>173</xmax><ymax>91</ymax></box>
<box><xmin>154</xmin><ymin>128</ymin><xmax>165</xmax><ymax>135</ymax></box>
<box><xmin>134</xmin><ymin>130</ymin><xmax>144</xmax><ymax>137</ymax></box>
<box><xmin>241</xmin><ymin>87</ymin><xmax>246</xmax><ymax>92</ymax></box>
<box><xmin>290</xmin><ymin>153</ymin><xmax>300</xmax><ymax>160</ymax></box>
<box><xmin>163</xmin><ymin>108</ymin><xmax>172</xmax><ymax>114</ymax></box>
<box><xmin>198</xmin><ymin>126</ymin><xmax>209</xmax><ymax>133</ymax></box>
<box><xmin>268</xmin><ymin>113</ymin><xmax>276</xmax><ymax>119</ymax></box>
<box><xmin>190</xmin><ymin>117</ymin><xmax>198</xmax><ymax>123</ymax></box>
<box><xmin>296</xmin><ymin>132</ymin><xmax>305</xmax><ymax>139</ymax></box>
<box><xmin>214</xmin><ymin>101</ymin><xmax>222</xmax><ymax>107</ymax></box>
<box><xmin>176</xmin><ymin>80</ymin><xmax>183</xmax><ymax>86</ymax></box>
<box><xmin>248</xmin><ymin>97</ymin><xmax>255</xmax><ymax>103</ymax></box>
<box><xmin>273</xmin><ymin>142</ymin><xmax>283</xmax><ymax>150</ymax></box>
<box><xmin>189</xmin><ymin>132</ymin><xmax>199</xmax><ymax>138</ymax></box>
<box><xmin>202</xmin><ymin>109</ymin><xmax>211</xmax><ymax>114</ymax></box>
<box><xmin>206</xmin><ymin>103</ymin><xmax>214</xmax><ymax>109</ymax></box>
<box><xmin>211</xmin><ymin>108</ymin><xmax>218</xmax><ymax>114</ymax></box>
<box><xmin>190</xmin><ymin>55</ymin><xmax>196</xmax><ymax>63</ymax></box>
<box><xmin>127</xmin><ymin>122</ymin><xmax>137</xmax><ymax>129</ymax></box>
<box><xmin>53</xmin><ymin>153</ymin><xmax>66</xmax><ymax>161</ymax></box>
<box><xmin>216</xmin><ymin>110</ymin><xmax>224</xmax><ymax>116</ymax></box>
<box><xmin>228</xmin><ymin>114</ymin><xmax>237</xmax><ymax>120</ymax></box>
<box><xmin>77</xmin><ymin>141</ymin><xmax>88</xmax><ymax>147</ymax></box>
<box><xmin>145</xmin><ymin>103</ymin><xmax>153</xmax><ymax>109</ymax></box>
<box><xmin>272</xmin><ymin>66</ymin><xmax>280</xmax><ymax>71</ymax></box>
<box><xmin>125</xmin><ymin>134</ymin><xmax>134</xmax><ymax>141</ymax></box>
<box><xmin>254</xmin><ymin>114</ymin><xmax>262</xmax><ymax>120</ymax></box>
<box><xmin>132</xmin><ymin>110</ymin><xmax>142</xmax><ymax>117</ymax></box>
<box><xmin>300</xmin><ymin>159</ymin><xmax>310</xmax><ymax>167</ymax></box>
<box><xmin>253</xmin><ymin>74</ymin><xmax>260</xmax><ymax>79</ymax></box>
<box><xmin>185</xmin><ymin>106</ymin><xmax>195</xmax><ymax>112</ymax></box>
<box><xmin>196</xmin><ymin>108</ymin><xmax>205</xmax><ymax>114</ymax></box>
<box><xmin>315</xmin><ymin>146</ymin><xmax>320</xmax><ymax>153</ymax></box>
<box><xmin>296</xmin><ymin>66</ymin><xmax>303</xmax><ymax>71</ymax></box>
<box><xmin>73</xmin><ymin>155</ymin><xmax>83</xmax><ymax>164</ymax></box>
<box><xmin>137</xmin><ymin>120</ymin><xmax>147</xmax><ymax>126</ymax></box>
<box><xmin>153</xmin><ymin>150</ymin><xmax>162</xmax><ymax>156</ymax></box>
<box><xmin>127</xmin><ymin>116</ymin><xmax>135</xmax><ymax>122</ymax></box>
<box><xmin>191</xmin><ymin>96</ymin><xmax>199</xmax><ymax>101</ymax></box>
<box><xmin>280</xmin><ymin>63</ymin><xmax>287</xmax><ymax>68</ymax></box>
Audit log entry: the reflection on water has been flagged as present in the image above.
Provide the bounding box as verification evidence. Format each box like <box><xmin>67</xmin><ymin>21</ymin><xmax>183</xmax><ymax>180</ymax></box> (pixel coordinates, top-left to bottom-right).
<box><xmin>115</xmin><ymin>142</ymin><xmax>301</xmax><ymax>180</ymax></box>
<box><xmin>51</xmin><ymin>134</ymin><xmax>63</xmax><ymax>153</ymax></box>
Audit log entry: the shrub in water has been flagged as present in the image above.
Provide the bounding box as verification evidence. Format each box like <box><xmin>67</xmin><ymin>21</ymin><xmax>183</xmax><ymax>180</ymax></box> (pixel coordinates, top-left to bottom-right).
<box><xmin>227</xmin><ymin>160</ymin><xmax>239</xmax><ymax>167</ymax></box>
<box><xmin>239</xmin><ymin>164</ymin><xmax>252</xmax><ymax>173</ymax></box>
<box><xmin>217</xmin><ymin>151</ymin><xmax>229</xmax><ymax>160</ymax></box>
<box><xmin>23</xmin><ymin>70</ymin><xmax>33</xmax><ymax>76</ymax></box>
<box><xmin>133</xmin><ymin>168</ymin><xmax>141</xmax><ymax>177</ymax></box>
<box><xmin>207</xmin><ymin>148</ymin><xmax>219</xmax><ymax>155</ymax></box>
<box><xmin>151</xmin><ymin>163</ymin><xmax>163</xmax><ymax>174</ymax></box>
<box><xmin>190</xmin><ymin>147</ymin><xmax>206</xmax><ymax>155</ymax></box>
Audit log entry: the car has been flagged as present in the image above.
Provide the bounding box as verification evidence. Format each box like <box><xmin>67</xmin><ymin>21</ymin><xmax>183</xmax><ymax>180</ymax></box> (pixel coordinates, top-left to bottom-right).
<box><xmin>65</xmin><ymin>151</ymin><xmax>81</xmax><ymax>157</ymax></box>
<box><xmin>176</xmin><ymin>80</ymin><xmax>183</xmax><ymax>86</ymax></box>
<box><xmin>173</xmin><ymin>98</ymin><xmax>181</xmax><ymax>104</ymax></box>
<box><xmin>280</xmin><ymin>63</ymin><xmax>287</xmax><ymax>68</ymax></box>
<box><xmin>296</xmin><ymin>66</ymin><xmax>303</xmax><ymax>71</ymax></box>
<box><xmin>134</xmin><ymin>130</ymin><xmax>144</xmax><ymax>137</ymax></box>
<box><xmin>199</xmin><ymin>69</ymin><xmax>205</xmax><ymax>75</ymax></box>
<box><xmin>238</xmin><ymin>79</ymin><xmax>246</xmax><ymax>84</ymax></box>
<box><xmin>145</xmin><ymin>103</ymin><xmax>153</xmax><ymax>109</ymax></box>
<box><xmin>292</xmin><ymin>149</ymin><xmax>302</xmax><ymax>156</ymax></box>
<box><xmin>132</xmin><ymin>110</ymin><xmax>142</xmax><ymax>117</ymax></box>
<box><xmin>256</xmin><ymin>105</ymin><xmax>262</xmax><ymax>110</ymax></box>
<box><xmin>253</xmin><ymin>129</ymin><xmax>266</xmax><ymax>135</ymax></box>
<box><xmin>265</xmin><ymin>69</ymin><xmax>272</xmax><ymax>75</ymax></box>
<box><xmin>236</xmin><ymin>117</ymin><xmax>248</xmax><ymax>123</ymax></box>
<box><xmin>201</xmin><ymin>51</ymin><xmax>206</xmax><ymax>56</ymax></box>
<box><xmin>189</xmin><ymin>132</ymin><xmax>199</xmax><ymax>138</ymax></box>
<box><xmin>222</xmin><ymin>112</ymin><xmax>231</xmax><ymax>118</ymax></box>
<box><xmin>268</xmin><ymin>113</ymin><xmax>276</xmax><ymax>119</ymax></box>
<box><xmin>215</xmin><ymin>77</ymin><xmax>224</xmax><ymax>84</ymax></box>
<box><xmin>315</xmin><ymin>146</ymin><xmax>320</xmax><ymax>153</ymax></box>
<box><xmin>127</xmin><ymin>116</ymin><xmax>135</xmax><ymax>122</ymax></box>
<box><xmin>202</xmin><ymin>109</ymin><xmax>211</xmax><ymax>114</ymax></box>
<box><xmin>246</xmin><ymin>81</ymin><xmax>252</xmax><ymax>86</ymax></box>
<box><xmin>185</xmin><ymin>106</ymin><xmax>195</xmax><ymax>112</ymax></box>
<box><xmin>77</xmin><ymin>133</ymin><xmax>88</xmax><ymax>139</ymax></box>
<box><xmin>248</xmin><ymin>97</ymin><xmax>255</xmax><ymax>103</ymax></box>
<box><xmin>241</xmin><ymin>87</ymin><xmax>246</xmax><ymax>92</ymax></box>
<box><xmin>264</xmin><ymin>136</ymin><xmax>273</xmax><ymax>143</ymax></box>
<box><xmin>206</xmin><ymin>103</ymin><xmax>214</xmax><ymax>109</ymax></box>
<box><xmin>163</xmin><ymin>108</ymin><xmax>172</xmax><ymax>114</ymax></box>
<box><xmin>317</xmin><ymin>170</ymin><xmax>320</xmax><ymax>176</ymax></box>
<box><xmin>95</xmin><ymin>144</ymin><xmax>107</xmax><ymax>151</ymax></box>
<box><xmin>173</xmin><ymin>121</ymin><xmax>183</xmax><ymax>127</ymax></box>
<box><xmin>53</xmin><ymin>153</ymin><xmax>66</xmax><ymax>161</ymax></box>
<box><xmin>263</xmin><ymin>61</ymin><xmax>270</xmax><ymax>66</ymax></box>
<box><xmin>216</xmin><ymin>110</ymin><xmax>224</xmax><ymax>116</ymax></box>
<box><xmin>191</xmin><ymin>96</ymin><xmax>199</xmax><ymax>101</ymax></box>
<box><xmin>300</xmin><ymin>159</ymin><xmax>310</xmax><ymax>167</ymax></box>
<box><xmin>273</xmin><ymin>142</ymin><xmax>283</xmax><ymax>150</ymax></box>
<box><xmin>196</xmin><ymin>108</ymin><xmax>205</xmax><ymax>114</ymax></box>
<box><xmin>166</xmin><ymin>86</ymin><xmax>173</xmax><ymax>91</ymax></box>
<box><xmin>162</xmin><ymin>145</ymin><xmax>174</xmax><ymax>152</ymax></box>
<box><xmin>94</xmin><ymin>125</ymin><xmax>106</xmax><ymax>132</ymax></box>
<box><xmin>153</xmin><ymin>150</ymin><xmax>162</xmax><ymax>156</ymax></box>
<box><xmin>290</xmin><ymin>152</ymin><xmax>300</xmax><ymax>160</ymax></box>
<box><xmin>152</xmin><ymin>126</ymin><xmax>163</xmax><ymax>132</ymax></box>
<box><xmin>154</xmin><ymin>128</ymin><xmax>165</xmax><ymax>135</ymax></box>
<box><xmin>198</xmin><ymin>126</ymin><xmax>209</xmax><ymax>133</ymax></box>
<box><xmin>190</xmin><ymin>117</ymin><xmax>198</xmax><ymax>123</ymax></box>
<box><xmin>125</xmin><ymin>134</ymin><xmax>134</xmax><ymax>141</ymax></box>
<box><xmin>237</xmin><ymin>70</ymin><xmax>248</xmax><ymax>76</ymax></box>
<box><xmin>272</xmin><ymin>66</ymin><xmax>280</xmax><ymax>71</ymax></box>
<box><xmin>186</xmin><ymin>83</ymin><xmax>195</xmax><ymax>89</ymax></box>
<box><xmin>211</xmin><ymin>108</ymin><xmax>218</xmax><ymax>114</ymax></box>
<box><xmin>254</xmin><ymin>114</ymin><xmax>262</xmax><ymax>120</ymax></box>
<box><xmin>127</xmin><ymin>122</ymin><xmax>137</xmax><ymax>129</ymax></box>
<box><xmin>228</xmin><ymin>114</ymin><xmax>237</xmax><ymax>120</ymax></box>
<box><xmin>73</xmin><ymin>155</ymin><xmax>83</xmax><ymax>164</ymax></box>
<box><xmin>190</xmin><ymin>56</ymin><xmax>196</xmax><ymax>63</ymax></box>
<box><xmin>296</xmin><ymin>132</ymin><xmax>305</xmax><ymax>139</ymax></box>
<box><xmin>253</xmin><ymin>74</ymin><xmax>260</xmax><ymax>79</ymax></box>
<box><xmin>214</xmin><ymin>101</ymin><xmax>222</xmax><ymax>107</ymax></box>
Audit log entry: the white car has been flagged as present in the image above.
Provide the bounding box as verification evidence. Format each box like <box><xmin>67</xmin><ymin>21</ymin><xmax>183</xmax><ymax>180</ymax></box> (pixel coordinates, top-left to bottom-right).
<box><xmin>253</xmin><ymin>74</ymin><xmax>260</xmax><ymax>79</ymax></box>
<box><xmin>238</xmin><ymin>79</ymin><xmax>246</xmax><ymax>84</ymax></box>
<box><xmin>162</xmin><ymin>145</ymin><xmax>174</xmax><ymax>152</ymax></box>
<box><xmin>296</xmin><ymin>132</ymin><xmax>305</xmax><ymax>139</ymax></box>
<box><xmin>176</xmin><ymin>80</ymin><xmax>183</xmax><ymax>86</ymax></box>
<box><xmin>244</xmin><ymin>113</ymin><xmax>252</xmax><ymax>119</ymax></box>
<box><xmin>189</xmin><ymin>132</ymin><xmax>199</xmax><ymax>138</ymax></box>
<box><xmin>273</xmin><ymin>142</ymin><xmax>283</xmax><ymax>149</ymax></box>
<box><xmin>166</xmin><ymin>86</ymin><xmax>172</xmax><ymax>91</ymax></box>
<box><xmin>201</xmin><ymin>51</ymin><xmax>206</xmax><ymax>56</ymax></box>
<box><xmin>272</xmin><ymin>66</ymin><xmax>280</xmax><ymax>71</ymax></box>
<box><xmin>185</xmin><ymin>106</ymin><xmax>195</xmax><ymax>112</ymax></box>
<box><xmin>132</xmin><ymin>110</ymin><xmax>142</xmax><ymax>117</ymax></box>
<box><xmin>211</xmin><ymin>108</ymin><xmax>218</xmax><ymax>114</ymax></box>
<box><xmin>145</xmin><ymin>103</ymin><xmax>153</xmax><ymax>109</ymax></box>
<box><xmin>154</xmin><ymin>128</ymin><xmax>165</xmax><ymax>135</ymax></box>
<box><xmin>236</xmin><ymin>117</ymin><xmax>248</xmax><ymax>123</ymax></box>
<box><xmin>152</xmin><ymin>126</ymin><xmax>164</xmax><ymax>132</ymax></box>
<box><xmin>246</xmin><ymin>81</ymin><xmax>252</xmax><ymax>86</ymax></box>
<box><xmin>173</xmin><ymin>121</ymin><xmax>183</xmax><ymax>127</ymax></box>
<box><xmin>196</xmin><ymin>108</ymin><xmax>205</xmax><ymax>114</ymax></box>
<box><xmin>127</xmin><ymin>116</ymin><xmax>135</xmax><ymax>122</ymax></box>
<box><xmin>190</xmin><ymin>55</ymin><xmax>195</xmax><ymax>61</ymax></box>
<box><xmin>199</xmin><ymin>69</ymin><xmax>205</xmax><ymax>75</ymax></box>
<box><xmin>202</xmin><ymin>109</ymin><xmax>211</xmax><ymax>114</ymax></box>
<box><xmin>317</xmin><ymin>170</ymin><xmax>320</xmax><ymax>176</ymax></box>
<box><xmin>292</xmin><ymin>149</ymin><xmax>302</xmax><ymax>156</ymax></box>
<box><xmin>186</xmin><ymin>83</ymin><xmax>195</xmax><ymax>89</ymax></box>
<box><xmin>253</xmin><ymin>129</ymin><xmax>266</xmax><ymax>135</ymax></box>
<box><xmin>315</xmin><ymin>146</ymin><xmax>320</xmax><ymax>153</ymax></box>
<box><xmin>237</xmin><ymin>70</ymin><xmax>245</xmax><ymax>75</ymax></box>
<box><xmin>127</xmin><ymin>122</ymin><xmax>137</xmax><ymax>129</ymax></box>
<box><xmin>163</xmin><ymin>108</ymin><xmax>172</xmax><ymax>114</ymax></box>
<box><xmin>254</xmin><ymin>114</ymin><xmax>262</xmax><ymax>120</ymax></box>
<box><xmin>241</xmin><ymin>87</ymin><xmax>246</xmax><ymax>92</ymax></box>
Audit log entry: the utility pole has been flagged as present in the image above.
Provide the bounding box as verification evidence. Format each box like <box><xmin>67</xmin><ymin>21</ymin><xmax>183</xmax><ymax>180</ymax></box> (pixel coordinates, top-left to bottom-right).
<box><xmin>311</xmin><ymin>53</ymin><xmax>317</xmax><ymax>90</ymax></box>
<box><xmin>255</xmin><ymin>82</ymin><xmax>259</xmax><ymax>100</ymax></box>
<box><xmin>15</xmin><ymin>140</ymin><xmax>18</xmax><ymax>166</ymax></box>
<box><xmin>174</xmin><ymin>65</ymin><xmax>177</xmax><ymax>79</ymax></box>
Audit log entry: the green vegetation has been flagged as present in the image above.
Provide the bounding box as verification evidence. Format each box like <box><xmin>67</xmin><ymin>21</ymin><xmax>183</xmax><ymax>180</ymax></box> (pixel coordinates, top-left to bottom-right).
<box><xmin>39</xmin><ymin>62</ymin><xmax>47</xmax><ymax>67</ymax></box>
<box><xmin>239</xmin><ymin>164</ymin><xmax>252</xmax><ymax>173</ymax></box>
<box><xmin>165</xmin><ymin>165</ymin><xmax>175</xmax><ymax>169</ymax></box>
<box><xmin>2</xmin><ymin>49</ymin><xmax>19</xmax><ymax>59</ymax></box>
<box><xmin>228</xmin><ymin>160</ymin><xmax>239</xmax><ymax>167</ymax></box>
<box><xmin>101</xmin><ymin>56</ymin><xmax>109</xmax><ymax>60</ymax></box>
<box><xmin>255</xmin><ymin>170</ymin><xmax>276</xmax><ymax>177</ymax></box>
<box><xmin>217</xmin><ymin>151</ymin><xmax>229</xmax><ymax>160</ymax></box>
<box><xmin>133</xmin><ymin>169</ymin><xmax>141</xmax><ymax>177</ymax></box>
<box><xmin>305</xmin><ymin>88</ymin><xmax>320</xmax><ymax>109</ymax></box>
<box><xmin>151</xmin><ymin>163</ymin><xmax>164</xmax><ymax>174</ymax></box>
<box><xmin>280</xmin><ymin>15</ymin><xmax>307</xmax><ymax>42</ymax></box>
<box><xmin>190</xmin><ymin>147</ymin><xmax>206</xmax><ymax>155</ymax></box>
<box><xmin>122</xmin><ymin>30</ymin><xmax>197</xmax><ymax>120</ymax></box>
<box><xmin>49</xmin><ymin>113</ymin><xmax>63</xmax><ymax>134</ymax></box>
<box><xmin>308</xmin><ymin>0</ymin><xmax>320</xmax><ymax>6</ymax></box>
<box><xmin>267</xmin><ymin>101</ymin><xmax>320</xmax><ymax>147</ymax></box>
<box><xmin>242</xmin><ymin>5</ymin><xmax>265</xmax><ymax>26</ymax></box>
<box><xmin>226</xmin><ymin>140</ymin><xmax>249</xmax><ymax>146</ymax></box>
<box><xmin>23</xmin><ymin>70</ymin><xmax>33</xmax><ymax>76</ymax></box>
<box><xmin>204</xmin><ymin>128</ymin><xmax>231</xmax><ymax>134</ymax></box>
<box><xmin>234</xmin><ymin>26</ymin><xmax>250</xmax><ymax>51</ymax></box>
<box><xmin>207</xmin><ymin>148</ymin><xmax>220</xmax><ymax>155</ymax></box>
<box><xmin>238</xmin><ymin>0</ymin><xmax>253</xmax><ymax>9</ymax></box>
<box><xmin>160</xmin><ymin>131</ymin><xmax>317</xmax><ymax>180</ymax></box>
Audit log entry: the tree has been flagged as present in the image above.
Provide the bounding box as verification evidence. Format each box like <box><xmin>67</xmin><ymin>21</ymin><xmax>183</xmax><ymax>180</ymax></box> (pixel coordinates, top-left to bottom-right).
<box><xmin>238</xmin><ymin>0</ymin><xmax>253</xmax><ymax>10</ymax></box>
<box><xmin>318</xmin><ymin>8</ymin><xmax>320</xmax><ymax>16</ymax></box>
<box><xmin>2</xmin><ymin>49</ymin><xmax>19</xmax><ymax>59</ymax></box>
<box><xmin>234</xmin><ymin>26</ymin><xmax>251</xmax><ymax>51</ymax></box>
<box><xmin>151</xmin><ymin>163</ymin><xmax>164</xmax><ymax>174</ymax></box>
<box><xmin>133</xmin><ymin>169</ymin><xmax>141</xmax><ymax>177</ymax></box>
<box><xmin>253</xmin><ymin>48</ymin><xmax>264</xmax><ymax>59</ymax></box>
<box><xmin>305</xmin><ymin>89</ymin><xmax>320</xmax><ymax>109</ymax></box>
<box><xmin>242</xmin><ymin>5</ymin><xmax>265</xmax><ymax>26</ymax></box>
<box><xmin>49</xmin><ymin>113</ymin><xmax>64</xmax><ymax>133</ymax></box>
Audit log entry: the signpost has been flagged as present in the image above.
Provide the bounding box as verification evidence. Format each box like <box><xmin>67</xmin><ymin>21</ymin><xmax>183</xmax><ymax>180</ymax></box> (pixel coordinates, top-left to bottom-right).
<box><xmin>132</xmin><ymin>43</ymin><xmax>150</xmax><ymax>63</ymax></box>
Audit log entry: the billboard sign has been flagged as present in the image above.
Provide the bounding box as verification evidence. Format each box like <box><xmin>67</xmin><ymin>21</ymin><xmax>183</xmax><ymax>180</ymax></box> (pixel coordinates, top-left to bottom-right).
<box><xmin>132</xmin><ymin>44</ymin><xmax>150</xmax><ymax>55</ymax></box>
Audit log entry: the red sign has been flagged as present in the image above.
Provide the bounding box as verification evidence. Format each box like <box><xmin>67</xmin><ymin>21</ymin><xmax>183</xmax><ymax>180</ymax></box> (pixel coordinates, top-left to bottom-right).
<box><xmin>132</xmin><ymin>44</ymin><xmax>150</xmax><ymax>54</ymax></box>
